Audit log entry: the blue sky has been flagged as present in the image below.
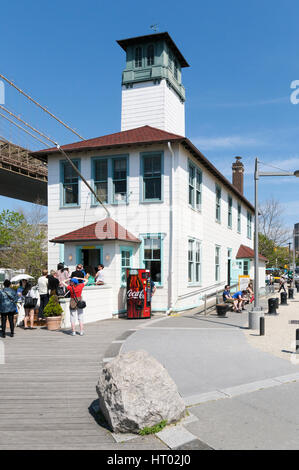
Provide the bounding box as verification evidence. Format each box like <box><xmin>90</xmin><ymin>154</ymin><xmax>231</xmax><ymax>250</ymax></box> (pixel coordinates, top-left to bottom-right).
<box><xmin>0</xmin><ymin>0</ymin><xmax>299</xmax><ymax>229</ymax></box>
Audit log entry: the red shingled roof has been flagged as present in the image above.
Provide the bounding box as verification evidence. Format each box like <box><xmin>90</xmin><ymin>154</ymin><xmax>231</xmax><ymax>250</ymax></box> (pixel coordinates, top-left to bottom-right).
<box><xmin>236</xmin><ymin>244</ymin><xmax>268</xmax><ymax>261</ymax></box>
<box><xmin>50</xmin><ymin>217</ymin><xmax>141</xmax><ymax>244</ymax></box>
<box><xmin>35</xmin><ymin>126</ymin><xmax>184</xmax><ymax>155</ymax></box>
<box><xmin>32</xmin><ymin>125</ymin><xmax>255</xmax><ymax>212</ymax></box>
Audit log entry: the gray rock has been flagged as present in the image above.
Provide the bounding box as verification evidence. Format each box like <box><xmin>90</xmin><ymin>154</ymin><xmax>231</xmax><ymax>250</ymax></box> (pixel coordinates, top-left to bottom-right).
<box><xmin>96</xmin><ymin>350</ymin><xmax>186</xmax><ymax>433</ymax></box>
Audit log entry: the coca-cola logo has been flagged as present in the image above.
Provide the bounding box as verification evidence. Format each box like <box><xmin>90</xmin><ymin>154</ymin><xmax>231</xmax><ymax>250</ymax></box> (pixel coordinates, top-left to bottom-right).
<box><xmin>127</xmin><ymin>289</ymin><xmax>144</xmax><ymax>300</ymax></box>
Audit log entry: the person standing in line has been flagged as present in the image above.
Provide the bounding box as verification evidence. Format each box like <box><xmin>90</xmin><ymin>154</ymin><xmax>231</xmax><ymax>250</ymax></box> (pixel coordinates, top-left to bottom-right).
<box><xmin>71</xmin><ymin>264</ymin><xmax>86</xmax><ymax>283</ymax></box>
<box><xmin>37</xmin><ymin>269</ymin><xmax>49</xmax><ymax>319</ymax></box>
<box><xmin>47</xmin><ymin>270</ymin><xmax>59</xmax><ymax>295</ymax></box>
<box><xmin>57</xmin><ymin>265</ymin><xmax>70</xmax><ymax>294</ymax></box>
<box><xmin>23</xmin><ymin>282</ymin><xmax>39</xmax><ymax>330</ymax></box>
<box><xmin>0</xmin><ymin>280</ymin><xmax>18</xmax><ymax>338</ymax></box>
<box><xmin>62</xmin><ymin>277</ymin><xmax>88</xmax><ymax>336</ymax></box>
<box><xmin>95</xmin><ymin>264</ymin><xmax>104</xmax><ymax>285</ymax></box>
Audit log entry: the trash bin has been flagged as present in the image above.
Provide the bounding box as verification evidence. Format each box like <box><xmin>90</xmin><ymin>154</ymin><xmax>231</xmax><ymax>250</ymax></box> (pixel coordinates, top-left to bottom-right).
<box><xmin>268</xmin><ymin>298</ymin><xmax>277</xmax><ymax>315</ymax></box>
<box><xmin>216</xmin><ymin>304</ymin><xmax>229</xmax><ymax>317</ymax></box>
<box><xmin>280</xmin><ymin>291</ymin><xmax>288</xmax><ymax>305</ymax></box>
<box><xmin>288</xmin><ymin>288</ymin><xmax>294</xmax><ymax>299</ymax></box>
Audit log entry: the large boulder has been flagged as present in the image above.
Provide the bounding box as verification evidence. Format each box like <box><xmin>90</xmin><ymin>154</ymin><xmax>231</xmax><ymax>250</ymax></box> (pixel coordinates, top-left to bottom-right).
<box><xmin>96</xmin><ymin>350</ymin><xmax>186</xmax><ymax>433</ymax></box>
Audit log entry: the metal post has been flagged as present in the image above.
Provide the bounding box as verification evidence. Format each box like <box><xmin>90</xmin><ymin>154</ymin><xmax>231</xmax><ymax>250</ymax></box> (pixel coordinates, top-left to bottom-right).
<box><xmin>260</xmin><ymin>317</ymin><xmax>265</xmax><ymax>336</ymax></box>
<box><xmin>296</xmin><ymin>329</ymin><xmax>299</xmax><ymax>353</ymax></box>
<box><xmin>249</xmin><ymin>158</ymin><xmax>263</xmax><ymax>329</ymax></box>
<box><xmin>293</xmin><ymin>229</ymin><xmax>296</xmax><ymax>289</ymax></box>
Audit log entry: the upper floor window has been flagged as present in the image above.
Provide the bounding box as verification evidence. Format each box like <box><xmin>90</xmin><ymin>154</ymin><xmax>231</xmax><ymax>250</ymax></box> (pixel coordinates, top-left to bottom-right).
<box><xmin>228</xmin><ymin>195</ymin><xmax>233</xmax><ymax>228</ymax></box>
<box><xmin>237</xmin><ymin>203</ymin><xmax>241</xmax><ymax>233</ymax></box>
<box><xmin>94</xmin><ymin>159</ymin><xmax>108</xmax><ymax>203</ymax></box>
<box><xmin>247</xmin><ymin>211</ymin><xmax>252</xmax><ymax>239</ymax></box>
<box><xmin>188</xmin><ymin>162</ymin><xmax>202</xmax><ymax>210</ymax></box>
<box><xmin>92</xmin><ymin>156</ymin><xmax>128</xmax><ymax>205</ymax></box>
<box><xmin>216</xmin><ymin>184</ymin><xmax>221</xmax><ymax>222</ymax></box>
<box><xmin>174</xmin><ymin>60</ymin><xmax>178</xmax><ymax>80</ymax></box>
<box><xmin>113</xmin><ymin>158</ymin><xmax>127</xmax><ymax>203</ymax></box>
<box><xmin>147</xmin><ymin>45</ymin><xmax>154</xmax><ymax>66</ymax></box>
<box><xmin>135</xmin><ymin>47</ymin><xmax>142</xmax><ymax>67</ymax></box>
<box><xmin>141</xmin><ymin>153</ymin><xmax>162</xmax><ymax>201</ymax></box>
<box><xmin>168</xmin><ymin>51</ymin><xmax>173</xmax><ymax>71</ymax></box>
<box><xmin>60</xmin><ymin>159</ymin><xmax>80</xmax><ymax>207</ymax></box>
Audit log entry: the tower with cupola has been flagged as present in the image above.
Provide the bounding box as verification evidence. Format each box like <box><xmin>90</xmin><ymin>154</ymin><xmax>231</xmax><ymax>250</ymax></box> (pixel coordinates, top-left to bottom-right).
<box><xmin>117</xmin><ymin>32</ymin><xmax>189</xmax><ymax>136</ymax></box>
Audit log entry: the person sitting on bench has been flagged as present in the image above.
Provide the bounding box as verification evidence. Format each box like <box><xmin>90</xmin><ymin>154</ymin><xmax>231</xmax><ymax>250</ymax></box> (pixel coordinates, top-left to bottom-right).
<box><xmin>223</xmin><ymin>285</ymin><xmax>238</xmax><ymax>310</ymax></box>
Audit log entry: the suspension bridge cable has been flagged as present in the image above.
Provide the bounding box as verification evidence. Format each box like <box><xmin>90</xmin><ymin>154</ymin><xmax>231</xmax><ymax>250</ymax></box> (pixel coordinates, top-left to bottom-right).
<box><xmin>0</xmin><ymin>73</ymin><xmax>84</xmax><ymax>140</ymax></box>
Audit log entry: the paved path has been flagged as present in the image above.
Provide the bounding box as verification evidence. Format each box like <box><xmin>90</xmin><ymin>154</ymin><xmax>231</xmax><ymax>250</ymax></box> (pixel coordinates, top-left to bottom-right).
<box><xmin>0</xmin><ymin>318</ymin><xmax>167</xmax><ymax>450</ymax></box>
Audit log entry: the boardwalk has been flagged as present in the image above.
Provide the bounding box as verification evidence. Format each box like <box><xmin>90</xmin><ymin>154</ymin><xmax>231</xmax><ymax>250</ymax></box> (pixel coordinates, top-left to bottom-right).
<box><xmin>0</xmin><ymin>318</ymin><xmax>167</xmax><ymax>450</ymax></box>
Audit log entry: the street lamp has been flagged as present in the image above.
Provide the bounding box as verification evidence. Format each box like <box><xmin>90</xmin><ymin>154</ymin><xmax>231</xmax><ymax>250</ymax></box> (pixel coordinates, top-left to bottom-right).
<box><xmin>249</xmin><ymin>158</ymin><xmax>299</xmax><ymax>329</ymax></box>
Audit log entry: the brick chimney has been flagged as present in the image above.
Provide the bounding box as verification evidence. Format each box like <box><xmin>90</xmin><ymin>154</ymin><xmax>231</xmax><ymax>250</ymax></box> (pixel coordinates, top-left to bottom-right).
<box><xmin>232</xmin><ymin>156</ymin><xmax>244</xmax><ymax>194</ymax></box>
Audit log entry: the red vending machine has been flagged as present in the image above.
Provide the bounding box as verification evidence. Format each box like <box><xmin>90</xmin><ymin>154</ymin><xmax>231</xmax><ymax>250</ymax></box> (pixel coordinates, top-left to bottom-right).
<box><xmin>126</xmin><ymin>268</ymin><xmax>151</xmax><ymax>319</ymax></box>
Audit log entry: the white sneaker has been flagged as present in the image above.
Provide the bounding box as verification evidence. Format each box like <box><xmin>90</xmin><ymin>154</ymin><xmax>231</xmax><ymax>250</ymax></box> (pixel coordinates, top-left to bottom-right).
<box><xmin>80</xmin><ymin>331</ymin><xmax>84</xmax><ymax>336</ymax></box>
<box><xmin>71</xmin><ymin>331</ymin><xmax>76</xmax><ymax>336</ymax></box>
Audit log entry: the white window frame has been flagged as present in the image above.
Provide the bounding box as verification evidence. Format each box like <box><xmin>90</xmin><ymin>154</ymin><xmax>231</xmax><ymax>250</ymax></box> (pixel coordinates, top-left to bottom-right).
<box><xmin>188</xmin><ymin>238</ymin><xmax>201</xmax><ymax>285</ymax></box>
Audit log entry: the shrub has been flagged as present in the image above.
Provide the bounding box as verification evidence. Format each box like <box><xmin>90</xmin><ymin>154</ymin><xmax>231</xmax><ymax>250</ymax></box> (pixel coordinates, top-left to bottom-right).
<box><xmin>44</xmin><ymin>295</ymin><xmax>63</xmax><ymax>317</ymax></box>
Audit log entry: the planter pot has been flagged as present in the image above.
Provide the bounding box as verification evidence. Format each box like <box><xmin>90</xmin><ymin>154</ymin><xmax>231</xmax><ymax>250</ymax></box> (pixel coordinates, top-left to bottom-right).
<box><xmin>216</xmin><ymin>304</ymin><xmax>229</xmax><ymax>317</ymax></box>
<box><xmin>46</xmin><ymin>316</ymin><xmax>62</xmax><ymax>331</ymax></box>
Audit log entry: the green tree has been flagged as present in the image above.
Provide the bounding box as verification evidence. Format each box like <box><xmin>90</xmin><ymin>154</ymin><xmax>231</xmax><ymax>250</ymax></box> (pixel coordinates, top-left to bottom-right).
<box><xmin>0</xmin><ymin>208</ymin><xmax>47</xmax><ymax>279</ymax></box>
<box><xmin>0</xmin><ymin>210</ymin><xmax>25</xmax><ymax>246</ymax></box>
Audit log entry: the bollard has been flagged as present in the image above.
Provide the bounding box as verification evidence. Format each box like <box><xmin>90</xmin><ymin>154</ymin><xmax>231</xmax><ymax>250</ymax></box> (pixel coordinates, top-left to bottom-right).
<box><xmin>275</xmin><ymin>297</ymin><xmax>279</xmax><ymax>310</ymax></box>
<box><xmin>280</xmin><ymin>291</ymin><xmax>288</xmax><ymax>305</ymax></box>
<box><xmin>288</xmin><ymin>288</ymin><xmax>294</xmax><ymax>300</ymax></box>
<box><xmin>297</xmin><ymin>284</ymin><xmax>299</xmax><ymax>293</ymax></box>
<box><xmin>260</xmin><ymin>317</ymin><xmax>265</xmax><ymax>336</ymax></box>
<box><xmin>296</xmin><ymin>329</ymin><xmax>299</xmax><ymax>353</ymax></box>
<box><xmin>267</xmin><ymin>298</ymin><xmax>277</xmax><ymax>315</ymax></box>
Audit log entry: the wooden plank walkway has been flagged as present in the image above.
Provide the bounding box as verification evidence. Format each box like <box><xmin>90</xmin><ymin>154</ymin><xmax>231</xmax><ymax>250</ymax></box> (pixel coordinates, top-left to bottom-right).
<box><xmin>0</xmin><ymin>318</ymin><xmax>167</xmax><ymax>450</ymax></box>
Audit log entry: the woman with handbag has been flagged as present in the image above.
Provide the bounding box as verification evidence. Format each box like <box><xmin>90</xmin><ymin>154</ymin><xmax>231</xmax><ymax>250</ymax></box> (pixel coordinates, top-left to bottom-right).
<box><xmin>23</xmin><ymin>281</ymin><xmax>39</xmax><ymax>330</ymax></box>
<box><xmin>62</xmin><ymin>277</ymin><xmax>88</xmax><ymax>336</ymax></box>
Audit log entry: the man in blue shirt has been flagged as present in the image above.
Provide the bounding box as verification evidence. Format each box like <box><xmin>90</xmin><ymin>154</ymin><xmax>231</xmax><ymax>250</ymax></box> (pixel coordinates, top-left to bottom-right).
<box><xmin>0</xmin><ymin>280</ymin><xmax>18</xmax><ymax>338</ymax></box>
<box><xmin>232</xmin><ymin>290</ymin><xmax>248</xmax><ymax>312</ymax></box>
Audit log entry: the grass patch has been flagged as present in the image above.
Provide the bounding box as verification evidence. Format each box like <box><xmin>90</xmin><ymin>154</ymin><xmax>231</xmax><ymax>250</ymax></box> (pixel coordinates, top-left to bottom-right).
<box><xmin>139</xmin><ymin>420</ymin><xmax>167</xmax><ymax>435</ymax></box>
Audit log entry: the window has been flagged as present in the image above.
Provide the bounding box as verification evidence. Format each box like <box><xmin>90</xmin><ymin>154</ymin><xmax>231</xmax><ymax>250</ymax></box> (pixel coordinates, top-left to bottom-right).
<box><xmin>215</xmin><ymin>246</ymin><xmax>220</xmax><ymax>281</ymax></box>
<box><xmin>113</xmin><ymin>158</ymin><xmax>127</xmax><ymax>203</ymax></box>
<box><xmin>147</xmin><ymin>45</ymin><xmax>154</xmax><ymax>66</ymax></box>
<box><xmin>142</xmin><ymin>153</ymin><xmax>162</xmax><ymax>201</ymax></box>
<box><xmin>120</xmin><ymin>247</ymin><xmax>132</xmax><ymax>286</ymax></box>
<box><xmin>247</xmin><ymin>211</ymin><xmax>252</xmax><ymax>239</ymax></box>
<box><xmin>135</xmin><ymin>47</ymin><xmax>142</xmax><ymax>67</ymax></box>
<box><xmin>216</xmin><ymin>185</ymin><xmax>221</xmax><ymax>222</ymax></box>
<box><xmin>92</xmin><ymin>156</ymin><xmax>128</xmax><ymax>205</ymax></box>
<box><xmin>188</xmin><ymin>238</ymin><xmax>201</xmax><ymax>284</ymax></box>
<box><xmin>228</xmin><ymin>196</ymin><xmax>232</xmax><ymax>228</ymax></box>
<box><xmin>237</xmin><ymin>203</ymin><xmax>241</xmax><ymax>233</ymax></box>
<box><xmin>243</xmin><ymin>260</ymin><xmax>249</xmax><ymax>275</ymax></box>
<box><xmin>141</xmin><ymin>235</ymin><xmax>163</xmax><ymax>284</ymax></box>
<box><xmin>94</xmin><ymin>159</ymin><xmax>108</xmax><ymax>203</ymax></box>
<box><xmin>174</xmin><ymin>60</ymin><xmax>178</xmax><ymax>80</ymax></box>
<box><xmin>188</xmin><ymin>162</ymin><xmax>202</xmax><ymax>210</ymax></box>
<box><xmin>168</xmin><ymin>51</ymin><xmax>173</xmax><ymax>71</ymax></box>
<box><xmin>61</xmin><ymin>159</ymin><xmax>80</xmax><ymax>206</ymax></box>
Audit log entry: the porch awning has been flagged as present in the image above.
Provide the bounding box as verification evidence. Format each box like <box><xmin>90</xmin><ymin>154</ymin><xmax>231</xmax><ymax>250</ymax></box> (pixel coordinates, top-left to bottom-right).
<box><xmin>50</xmin><ymin>217</ymin><xmax>141</xmax><ymax>244</ymax></box>
<box><xmin>236</xmin><ymin>244</ymin><xmax>268</xmax><ymax>261</ymax></box>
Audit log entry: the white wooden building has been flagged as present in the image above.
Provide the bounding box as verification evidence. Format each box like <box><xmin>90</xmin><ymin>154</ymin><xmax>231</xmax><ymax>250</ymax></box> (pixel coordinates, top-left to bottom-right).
<box><xmin>34</xmin><ymin>32</ymin><xmax>264</xmax><ymax>317</ymax></box>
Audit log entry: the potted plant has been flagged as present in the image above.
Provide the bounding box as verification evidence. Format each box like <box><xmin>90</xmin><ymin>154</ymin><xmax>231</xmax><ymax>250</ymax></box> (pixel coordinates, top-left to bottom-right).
<box><xmin>44</xmin><ymin>295</ymin><xmax>63</xmax><ymax>330</ymax></box>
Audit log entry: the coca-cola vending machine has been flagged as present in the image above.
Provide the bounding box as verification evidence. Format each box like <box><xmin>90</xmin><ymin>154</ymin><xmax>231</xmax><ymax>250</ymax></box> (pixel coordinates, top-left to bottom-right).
<box><xmin>126</xmin><ymin>268</ymin><xmax>151</xmax><ymax>319</ymax></box>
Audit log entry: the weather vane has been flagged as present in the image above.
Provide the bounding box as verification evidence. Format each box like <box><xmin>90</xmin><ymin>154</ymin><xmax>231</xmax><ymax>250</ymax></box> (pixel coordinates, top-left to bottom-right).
<box><xmin>150</xmin><ymin>24</ymin><xmax>159</xmax><ymax>32</ymax></box>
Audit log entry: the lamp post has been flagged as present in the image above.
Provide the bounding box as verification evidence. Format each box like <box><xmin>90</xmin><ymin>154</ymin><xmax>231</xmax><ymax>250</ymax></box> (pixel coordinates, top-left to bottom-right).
<box><xmin>249</xmin><ymin>158</ymin><xmax>299</xmax><ymax>329</ymax></box>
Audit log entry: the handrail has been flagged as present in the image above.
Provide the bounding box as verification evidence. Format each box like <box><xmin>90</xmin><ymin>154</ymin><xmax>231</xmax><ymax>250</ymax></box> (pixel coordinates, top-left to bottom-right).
<box><xmin>177</xmin><ymin>281</ymin><xmax>238</xmax><ymax>301</ymax></box>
